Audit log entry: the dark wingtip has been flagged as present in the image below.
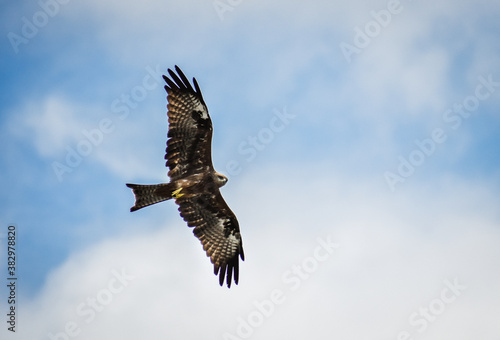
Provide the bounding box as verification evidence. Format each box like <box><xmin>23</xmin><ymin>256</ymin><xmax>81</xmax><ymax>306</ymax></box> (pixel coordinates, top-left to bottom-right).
<box><xmin>233</xmin><ymin>259</ymin><xmax>239</xmax><ymax>285</ymax></box>
<box><xmin>226</xmin><ymin>265</ymin><xmax>233</xmax><ymax>288</ymax></box>
<box><xmin>163</xmin><ymin>74</ymin><xmax>177</xmax><ymax>90</ymax></box>
<box><xmin>219</xmin><ymin>265</ymin><xmax>227</xmax><ymax>287</ymax></box>
<box><xmin>162</xmin><ymin>66</ymin><xmax>206</xmax><ymax>106</ymax></box>
<box><xmin>192</xmin><ymin>77</ymin><xmax>204</xmax><ymax>100</ymax></box>
<box><xmin>167</xmin><ymin>67</ymin><xmax>177</xmax><ymax>80</ymax></box>
<box><xmin>215</xmin><ymin>260</ymin><xmax>240</xmax><ymax>288</ymax></box>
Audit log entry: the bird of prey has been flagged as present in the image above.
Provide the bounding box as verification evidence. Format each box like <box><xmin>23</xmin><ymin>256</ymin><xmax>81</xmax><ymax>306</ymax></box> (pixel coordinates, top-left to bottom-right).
<box><xmin>126</xmin><ymin>66</ymin><xmax>244</xmax><ymax>288</ymax></box>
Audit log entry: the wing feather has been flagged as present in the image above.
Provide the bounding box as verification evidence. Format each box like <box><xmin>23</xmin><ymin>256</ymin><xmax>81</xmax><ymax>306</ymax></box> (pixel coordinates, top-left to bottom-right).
<box><xmin>176</xmin><ymin>192</ymin><xmax>245</xmax><ymax>287</ymax></box>
<box><xmin>161</xmin><ymin>66</ymin><xmax>245</xmax><ymax>287</ymax></box>
<box><xmin>163</xmin><ymin>66</ymin><xmax>213</xmax><ymax>180</ymax></box>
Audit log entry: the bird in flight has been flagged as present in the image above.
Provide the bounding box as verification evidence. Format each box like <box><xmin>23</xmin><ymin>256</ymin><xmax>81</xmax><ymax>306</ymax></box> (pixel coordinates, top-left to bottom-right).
<box><xmin>126</xmin><ymin>66</ymin><xmax>244</xmax><ymax>288</ymax></box>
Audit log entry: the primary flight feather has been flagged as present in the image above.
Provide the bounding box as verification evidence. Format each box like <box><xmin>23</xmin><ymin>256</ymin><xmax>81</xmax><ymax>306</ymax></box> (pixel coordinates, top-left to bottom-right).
<box><xmin>126</xmin><ymin>66</ymin><xmax>244</xmax><ymax>288</ymax></box>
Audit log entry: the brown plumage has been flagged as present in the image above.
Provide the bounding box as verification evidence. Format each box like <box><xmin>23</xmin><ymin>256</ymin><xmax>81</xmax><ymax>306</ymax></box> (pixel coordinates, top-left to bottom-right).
<box><xmin>126</xmin><ymin>66</ymin><xmax>244</xmax><ymax>288</ymax></box>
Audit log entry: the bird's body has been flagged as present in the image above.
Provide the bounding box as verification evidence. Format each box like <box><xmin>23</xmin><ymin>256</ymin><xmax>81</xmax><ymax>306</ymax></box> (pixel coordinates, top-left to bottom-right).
<box><xmin>126</xmin><ymin>66</ymin><xmax>244</xmax><ymax>288</ymax></box>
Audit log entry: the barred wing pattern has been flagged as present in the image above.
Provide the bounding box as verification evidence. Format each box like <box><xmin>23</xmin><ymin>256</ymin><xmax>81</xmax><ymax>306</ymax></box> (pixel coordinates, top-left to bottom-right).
<box><xmin>163</xmin><ymin>66</ymin><xmax>213</xmax><ymax>181</ymax></box>
<box><xmin>163</xmin><ymin>66</ymin><xmax>244</xmax><ymax>287</ymax></box>
<box><xmin>176</xmin><ymin>193</ymin><xmax>244</xmax><ymax>287</ymax></box>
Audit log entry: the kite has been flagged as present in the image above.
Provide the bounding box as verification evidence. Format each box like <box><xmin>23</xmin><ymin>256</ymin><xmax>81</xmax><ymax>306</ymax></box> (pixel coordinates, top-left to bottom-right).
<box><xmin>126</xmin><ymin>66</ymin><xmax>244</xmax><ymax>288</ymax></box>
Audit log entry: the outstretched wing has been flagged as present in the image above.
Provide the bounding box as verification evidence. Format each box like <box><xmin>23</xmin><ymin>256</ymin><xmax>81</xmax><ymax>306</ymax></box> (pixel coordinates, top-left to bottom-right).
<box><xmin>176</xmin><ymin>191</ymin><xmax>245</xmax><ymax>288</ymax></box>
<box><xmin>163</xmin><ymin>66</ymin><xmax>214</xmax><ymax>181</ymax></box>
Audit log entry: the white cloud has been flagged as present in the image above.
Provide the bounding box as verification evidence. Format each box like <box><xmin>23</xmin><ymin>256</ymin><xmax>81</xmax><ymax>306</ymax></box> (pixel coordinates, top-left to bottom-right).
<box><xmin>15</xmin><ymin>96</ymin><xmax>84</xmax><ymax>157</ymax></box>
<box><xmin>11</xmin><ymin>91</ymin><xmax>166</xmax><ymax>182</ymax></box>
<box><xmin>15</xmin><ymin>167</ymin><xmax>500</xmax><ymax>339</ymax></box>
<box><xmin>33</xmin><ymin>0</ymin><xmax>498</xmax><ymax>145</ymax></box>
<box><xmin>4</xmin><ymin>1</ymin><xmax>500</xmax><ymax>339</ymax></box>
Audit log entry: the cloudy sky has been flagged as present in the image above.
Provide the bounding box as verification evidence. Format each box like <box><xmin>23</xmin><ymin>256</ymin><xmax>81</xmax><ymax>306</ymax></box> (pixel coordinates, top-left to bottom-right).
<box><xmin>1</xmin><ymin>0</ymin><xmax>500</xmax><ymax>339</ymax></box>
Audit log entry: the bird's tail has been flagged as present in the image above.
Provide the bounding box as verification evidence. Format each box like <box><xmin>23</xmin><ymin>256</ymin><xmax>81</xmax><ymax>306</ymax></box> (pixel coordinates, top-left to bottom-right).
<box><xmin>126</xmin><ymin>183</ymin><xmax>176</xmax><ymax>212</ymax></box>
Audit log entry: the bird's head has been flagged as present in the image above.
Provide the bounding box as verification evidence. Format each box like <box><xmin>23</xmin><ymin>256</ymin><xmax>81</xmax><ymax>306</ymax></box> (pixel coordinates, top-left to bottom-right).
<box><xmin>214</xmin><ymin>172</ymin><xmax>228</xmax><ymax>187</ymax></box>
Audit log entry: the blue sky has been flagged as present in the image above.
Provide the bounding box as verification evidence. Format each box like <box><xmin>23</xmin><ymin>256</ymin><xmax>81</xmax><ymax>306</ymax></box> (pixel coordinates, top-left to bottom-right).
<box><xmin>1</xmin><ymin>0</ymin><xmax>500</xmax><ymax>339</ymax></box>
